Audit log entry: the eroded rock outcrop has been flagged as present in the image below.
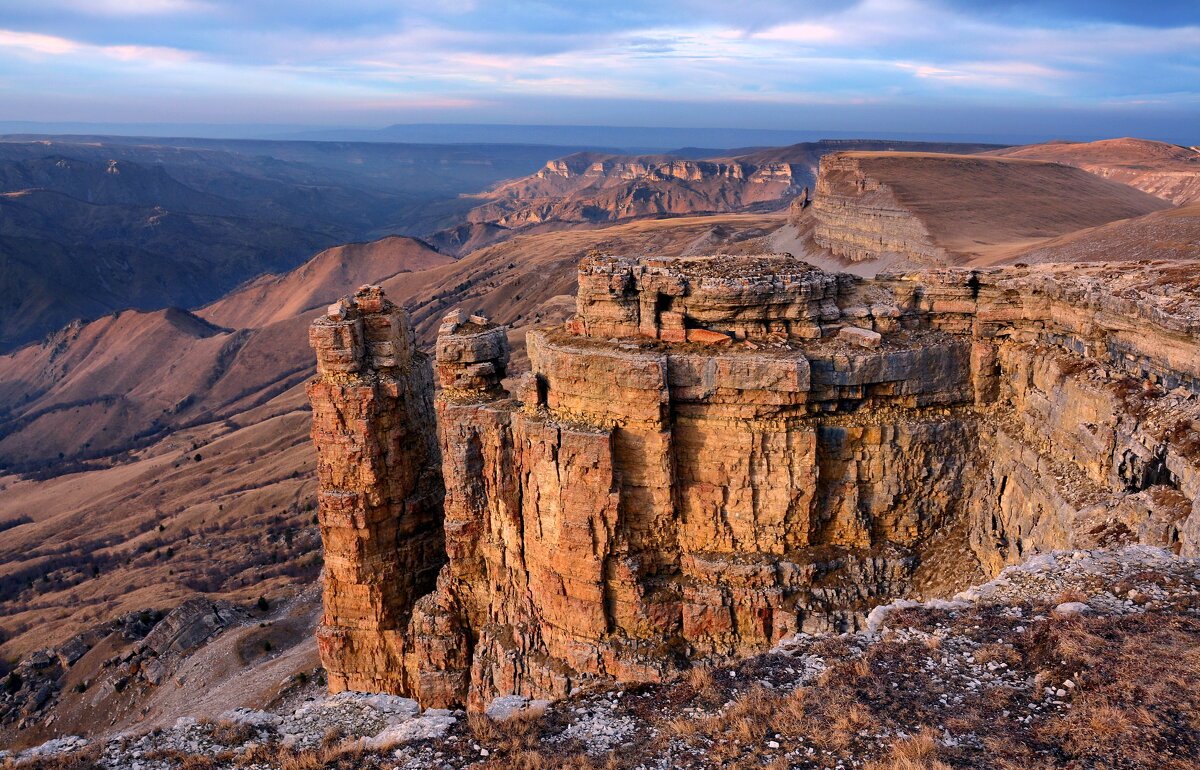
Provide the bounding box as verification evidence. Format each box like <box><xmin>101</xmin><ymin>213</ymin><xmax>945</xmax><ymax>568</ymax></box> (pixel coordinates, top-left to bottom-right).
<box><xmin>308</xmin><ymin>257</ymin><xmax>1200</xmax><ymax>710</ymax></box>
<box><xmin>307</xmin><ymin>286</ymin><xmax>444</xmax><ymax>695</ymax></box>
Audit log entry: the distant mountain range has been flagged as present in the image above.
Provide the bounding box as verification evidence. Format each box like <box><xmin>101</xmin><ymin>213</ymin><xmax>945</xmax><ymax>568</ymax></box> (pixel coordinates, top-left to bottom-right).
<box><xmin>0</xmin><ymin>122</ymin><xmax>1060</xmax><ymax>150</ymax></box>
<box><xmin>0</xmin><ymin>137</ymin><xmax>597</xmax><ymax>351</ymax></box>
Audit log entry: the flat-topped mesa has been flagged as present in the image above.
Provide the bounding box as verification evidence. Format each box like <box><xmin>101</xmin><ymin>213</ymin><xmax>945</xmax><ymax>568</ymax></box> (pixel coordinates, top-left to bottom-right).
<box><xmin>572</xmin><ymin>253</ymin><xmax>843</xmax><ymax>342</ymax></box>
<box><xmin>306</xmin><ymin>285</ymin><xmax>443</xmax><ymax>695</ymax></box>
<box><xmin>308</xmin><ymin>261</ymin><xmax>1200</xmax><ymax>713</ymax></box>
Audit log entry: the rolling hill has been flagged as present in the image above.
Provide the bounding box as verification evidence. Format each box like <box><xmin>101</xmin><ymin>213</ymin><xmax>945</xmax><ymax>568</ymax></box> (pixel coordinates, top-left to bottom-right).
<box><xmin>985</xmin><ymin>137</ymin><xmax>1200</xmax><ymax>205</ymax></box>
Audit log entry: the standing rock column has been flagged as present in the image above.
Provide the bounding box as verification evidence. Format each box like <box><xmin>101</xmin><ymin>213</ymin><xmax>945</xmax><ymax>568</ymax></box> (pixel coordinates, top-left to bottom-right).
<box><xmin>307</xmin><ymin>285</ymin><xmax>443</xmax><ymax>694</ymax></box>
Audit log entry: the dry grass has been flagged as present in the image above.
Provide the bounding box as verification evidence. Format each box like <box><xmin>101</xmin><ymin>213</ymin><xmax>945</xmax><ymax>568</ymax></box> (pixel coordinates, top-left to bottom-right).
<box><xmin>208</xmin><ymin>719</ymin><xmax>257</xmax><ymax>746</ymax></box>
<box><xmin>1025</xmin><ymin>612</ymin><xmax>1200</xmax><ymax>767</ymax></box>
<box><xmin>866</xmin><ymin>729</ymin><xmax>951</xmax><ymax>770</ymax></box>
<box><xmin>1051</xmin><ymin>588</ymin><xmax>1088</xmax><ymax>605</ymax></box>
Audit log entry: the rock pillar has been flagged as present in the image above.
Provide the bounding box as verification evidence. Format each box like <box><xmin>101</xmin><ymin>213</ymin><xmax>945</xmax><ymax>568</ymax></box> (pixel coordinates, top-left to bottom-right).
<box><xmin>306</xmin><ymin>285</ymin><xmax>444</xmax><ymax>693</ymax></box>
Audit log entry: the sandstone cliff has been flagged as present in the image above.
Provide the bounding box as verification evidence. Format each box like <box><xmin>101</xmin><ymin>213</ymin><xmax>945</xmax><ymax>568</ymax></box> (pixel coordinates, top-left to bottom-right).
<box><xmin>307</xmin><ymin>255</ymin><xmax>1200</xmax><ymax>711</ymax></box>
<box><xmin>806</xmin><ymin>152</ymin><xmax>1171</xmax><ymax>265</ymax></box>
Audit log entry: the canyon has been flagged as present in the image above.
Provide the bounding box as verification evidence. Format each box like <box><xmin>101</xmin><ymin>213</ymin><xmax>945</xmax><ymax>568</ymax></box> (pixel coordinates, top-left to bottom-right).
<box><xmin>308</xmin><ymin>253</ymin><xmax>1200</xmax><ymax>710</ymax></box>
<box><xmin>2</xmin><ymin>139</ymin><xmax>1199</xmax><ymax>752</ymax></box>
<box><xmin>442</xmin><ymin>140</ymin><xmax>1003</xmax><ymax>255</ymax></box>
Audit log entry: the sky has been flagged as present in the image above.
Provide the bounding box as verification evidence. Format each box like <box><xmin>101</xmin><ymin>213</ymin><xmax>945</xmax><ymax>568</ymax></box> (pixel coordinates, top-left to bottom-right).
<box><xmin>0</xmin><ymin>0</ymin><xmax>1197</xmax><ymax>141</ymax></box>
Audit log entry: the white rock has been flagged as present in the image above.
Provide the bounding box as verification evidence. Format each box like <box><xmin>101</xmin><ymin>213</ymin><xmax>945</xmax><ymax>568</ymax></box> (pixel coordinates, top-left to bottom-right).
<box><xmin>363</xmin><ymin>714</ymin><xmax>456</xmax><ymax>748</ymax></box>
<box><xmin>218</xmin><ymin>707</ymin><xmax>281</xmax><ymax>727</ymax></box>
<box><xmin>1053</xmin><ymin>602</ymin><xmax>1090</xmax><ymax>617</ymax></box>
<box><xmin>485</xmin><ymin>694</ymin><xmax>531</xmax><ymax>721</ymax></box>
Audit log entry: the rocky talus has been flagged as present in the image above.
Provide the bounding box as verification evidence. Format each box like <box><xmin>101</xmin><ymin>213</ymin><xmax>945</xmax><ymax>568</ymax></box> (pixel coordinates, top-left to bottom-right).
<box><xmin>306</xmin><ymin>255</ymin><xmax>1200</xmax><ymax>711</ymax></box>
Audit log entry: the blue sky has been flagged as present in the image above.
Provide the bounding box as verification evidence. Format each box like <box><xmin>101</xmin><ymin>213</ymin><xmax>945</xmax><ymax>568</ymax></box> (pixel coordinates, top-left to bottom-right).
<box><xmin>0</xmin><ymin>0</ymin><xmax>1197</xmax><ymax>140</ymax></box>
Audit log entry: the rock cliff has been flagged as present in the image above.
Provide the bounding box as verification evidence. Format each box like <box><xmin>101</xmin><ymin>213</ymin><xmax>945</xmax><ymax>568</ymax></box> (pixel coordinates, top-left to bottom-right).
<box><xmin>435</xmin><ymin>141</ymin><xmax>1008</xmax><ymax>256</ymax></box>
<box><xmin>307</xmin><ymin>255</ymin><xmax>1200</xmax><ymax>710</ymax></box>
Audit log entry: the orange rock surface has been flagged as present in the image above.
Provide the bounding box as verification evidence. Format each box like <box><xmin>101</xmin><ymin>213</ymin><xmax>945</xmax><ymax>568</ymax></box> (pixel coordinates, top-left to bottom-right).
<box><xmin>308</xmin><ymin>257</ymin><xmax>1200</xmax><ymax>709</ymax></box>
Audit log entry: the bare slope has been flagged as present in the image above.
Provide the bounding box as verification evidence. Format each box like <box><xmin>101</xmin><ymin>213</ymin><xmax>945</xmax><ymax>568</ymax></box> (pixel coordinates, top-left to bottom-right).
<box><xmin>985</xmin><ymin>137</ymin><xmax>1200</xmax><ymax>205</ymax></box>
<box><xmin>198</xmin><ymin>236</ymin><xmax>453</xmax><ymax>329</ymax></box>
<box><xmin>992</xmin><ymin>202</ymin><xmax>1200</xmax><ymax>265</ymax></box>
<box><xmin>0</xmin><ymin>213</ymin><xmax>781</xmax><ymax>471</ymax></box>
<box><xmin>807</xmin><ymin>152</ymin><xmax>1172</xmax><ymax>265</ymax></box>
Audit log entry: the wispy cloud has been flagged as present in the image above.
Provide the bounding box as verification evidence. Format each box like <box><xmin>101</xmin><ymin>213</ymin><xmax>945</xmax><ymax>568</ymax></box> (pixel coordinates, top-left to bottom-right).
<box><xmin>0</xmin><ymin>28</ymin><xmax>196</xmax><ymax>64</ymax></box>
<box><xmin>40</xmin><ymin>0</ymin><xmax>212</xmax><ymax>17</ymax></box>
<box><xmin>0</xmin><ymin>0</ymin><xmax>1195</xmax><ymax>133</ymax></box>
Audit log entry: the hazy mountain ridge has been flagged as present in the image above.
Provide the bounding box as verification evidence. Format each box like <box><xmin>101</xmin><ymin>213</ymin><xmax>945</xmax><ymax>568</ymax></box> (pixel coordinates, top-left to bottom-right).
<box><xmin>0</xmin><ymin>137</ymin><xmax>614</xmax><ymax>351</ymax></box>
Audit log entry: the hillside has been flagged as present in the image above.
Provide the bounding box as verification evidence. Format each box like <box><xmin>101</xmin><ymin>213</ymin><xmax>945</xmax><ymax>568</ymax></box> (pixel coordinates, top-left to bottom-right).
<box><xmin>798</xmin><ymin>151</ymin><xmax>1172</xmax><ymax>267</ymax></box>
<box><xmin>0</xmin><ymin>138</ymin><xmax>598</xmax><ymax>351</ymax></box>
<box><xmin>197</xmin><ymin>236</ymin><xmax>454</xmax><ymax>330</ymax></box>
<box><xmin>996</xmin><ymin>202</ymin><xmax>1200</xmax><ymax>264</ymax></box>
<box><xmin>436</xmin><ymin>140</ymin><xmax>1004</xmax><ymax>254</ymax></box>
<box><xmin>985</xmin><ymin>138</ymin><xmax>1200</xmax><ymax>205</ymax></box>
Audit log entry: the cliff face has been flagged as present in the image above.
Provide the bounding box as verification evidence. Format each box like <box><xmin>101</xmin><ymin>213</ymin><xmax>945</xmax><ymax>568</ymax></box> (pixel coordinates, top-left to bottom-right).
<box><xmin>808</xmin><ymin>152</ymin><xmax>1172</xmax><ymax>265</ymax></box>
<box><xmin>809</xmin><ymin>154</ymin><xmax>947</xmax><ymax>263</ymax></box>
<box><xmin>438</xmin><ymin>141</ymin><xmax>1010</xmax><ymax>255</ymax></box>
<box><xmin>307</xmin><ymin>286</ymin><xmax>445</xmax><ymax>694</ymax></box>
<box><xmin>308</xmin><ymin>256</ymin><xmax>1200</xmax><ymax>710</ymax></box>
<box><xmin>465</xmin><ymin>152</ymin><xmax>801</xmax><ymax>231</ymax></box>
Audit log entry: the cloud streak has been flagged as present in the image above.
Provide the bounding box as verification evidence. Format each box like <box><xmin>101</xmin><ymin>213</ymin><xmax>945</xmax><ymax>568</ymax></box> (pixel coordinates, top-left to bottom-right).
<box><xmin>0</xmin><ymin>0</ymin><xmax>1195</xmax><ymax>136</ymax></box>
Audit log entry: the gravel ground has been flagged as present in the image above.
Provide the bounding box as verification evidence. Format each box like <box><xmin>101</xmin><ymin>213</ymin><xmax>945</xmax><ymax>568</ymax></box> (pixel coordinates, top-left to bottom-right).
<box><xmin>3</xmin><ymin>545</ymin><xmax>1197</xmax><ymax>770</ymax></box>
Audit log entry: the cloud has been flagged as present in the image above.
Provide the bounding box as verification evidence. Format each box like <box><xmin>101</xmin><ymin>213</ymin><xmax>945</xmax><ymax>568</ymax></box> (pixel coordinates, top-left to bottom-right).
<box><xmin>0</xmin><ymin>28</ymin><xmax>195</xmax><ymax>65</ymax></box>
<box><xmin>751</xmin><ymin>22</ymin><xmax>845</xmax><ymax>44</ymax></box>
<box><xmin>0</xmin><ymin>0</ymin><xmax>1195</xmax><ymax>132</ymax></box>
<box><xmin>0</xmin><ymin>30</ymin><xmax>80</xmax><ymax>55</ymax></box>
<box><xmin>45</xmin><ymin>0</ymin><xmax>212</xmax><ymax>16</ymax></box>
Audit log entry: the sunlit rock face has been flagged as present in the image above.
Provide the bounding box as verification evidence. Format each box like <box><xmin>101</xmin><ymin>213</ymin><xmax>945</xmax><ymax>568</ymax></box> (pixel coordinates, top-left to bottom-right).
<box><xmin>308</xmin><ymin>256</ymin><xmax>1200</xmax><ymax>710</ymax></box>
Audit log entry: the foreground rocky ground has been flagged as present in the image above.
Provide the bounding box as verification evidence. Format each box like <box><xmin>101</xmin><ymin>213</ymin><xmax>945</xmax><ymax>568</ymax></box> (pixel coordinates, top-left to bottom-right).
<box><xmin>3</xmin><ymin>545</ymin><xmax>1197</xmax><ymax>769</ymax></box>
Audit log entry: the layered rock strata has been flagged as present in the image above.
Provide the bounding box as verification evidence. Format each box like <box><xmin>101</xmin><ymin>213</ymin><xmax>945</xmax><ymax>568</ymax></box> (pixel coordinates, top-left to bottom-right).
<box><xmin>307</xmin><ymin>286</ymin><xmax>444</xmax><ymax>694</ymax></box>
<box><xmin>308</xmin><ymin>257</ymin><xmax>1200</xmax><ymax>711</ymax></box>
<box><xmin>810</xmin><ymin>154</ymin><xmax>947</xmax><ymax>263</ymax></box>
